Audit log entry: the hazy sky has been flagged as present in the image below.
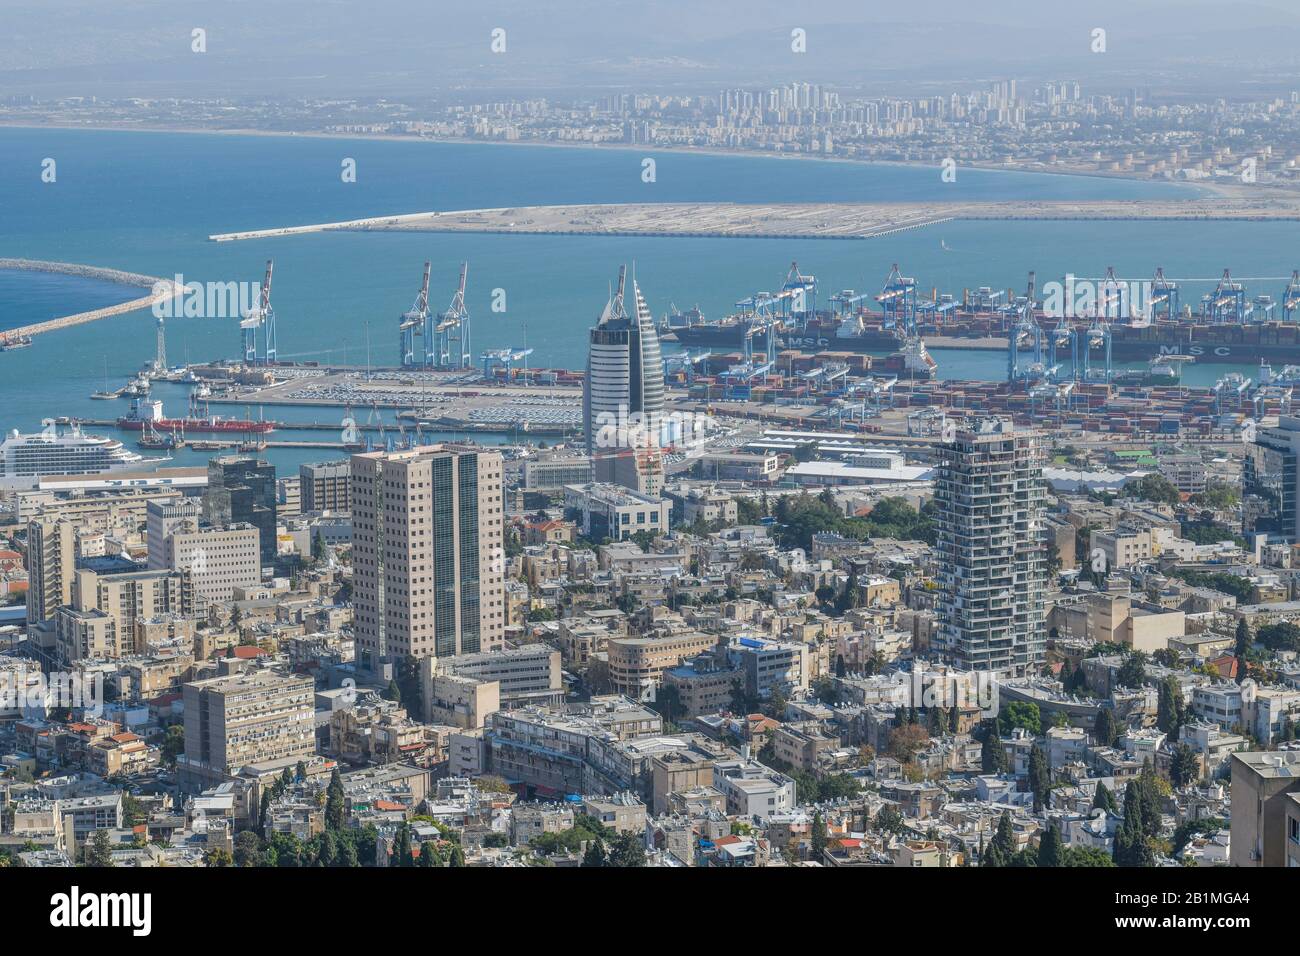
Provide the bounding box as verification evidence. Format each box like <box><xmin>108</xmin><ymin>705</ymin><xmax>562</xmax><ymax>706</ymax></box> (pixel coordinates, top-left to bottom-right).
<box><xmin>4</xmin><ymin>0</ymin><xmax>1300</xmax><ymax>98</ymax></box>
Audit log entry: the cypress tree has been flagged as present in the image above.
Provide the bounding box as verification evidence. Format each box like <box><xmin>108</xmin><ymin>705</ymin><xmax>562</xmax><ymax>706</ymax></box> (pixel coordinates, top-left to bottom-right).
<box><xmin>1037</xmin><ymin>822</ymin><xmax>1064</xmax><ymax>868</ymax></box>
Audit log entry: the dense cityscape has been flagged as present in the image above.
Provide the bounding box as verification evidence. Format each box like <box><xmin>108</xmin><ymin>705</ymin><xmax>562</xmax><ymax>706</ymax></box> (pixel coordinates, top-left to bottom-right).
<box><xmin>10</xmin><ymin>78</ymin><xmax>1300</xmax><ymax>186</ymax></box>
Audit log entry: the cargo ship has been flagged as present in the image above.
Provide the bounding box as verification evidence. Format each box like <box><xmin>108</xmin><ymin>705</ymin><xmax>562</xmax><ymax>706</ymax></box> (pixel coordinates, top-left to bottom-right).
<box><xmin>669</xmin><ymin>263</ymin><xmax>1300</xmax><ymax>365</ymax></box>
<box><xmin>117</xmin><ymin>398</ymin><xmax>276</xmax><ymax>434</ymax></box>
<box><xmin>0</xmin><ymin>333</ymin><xmax>33</xmax><ymax>351</ymax></box>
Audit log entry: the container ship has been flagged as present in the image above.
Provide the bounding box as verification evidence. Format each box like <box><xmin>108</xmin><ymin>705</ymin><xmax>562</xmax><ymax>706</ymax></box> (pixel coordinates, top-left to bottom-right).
<box><xmin>668</xmin><ymin>263</ymin><xmax>1300</xmax><ymax>365</ymax></box>
<box><xmin>116</xmin><ymin>397</ymin><xmax>276</xmax><ymax>434</ymax></box>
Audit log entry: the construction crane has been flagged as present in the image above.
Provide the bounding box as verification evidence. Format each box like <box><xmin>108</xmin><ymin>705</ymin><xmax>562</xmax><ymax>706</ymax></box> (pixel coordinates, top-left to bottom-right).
<box><xmin>399</xmin><ymin>261</ymin><xmax>431</xmax><ymax>368</ymax></box>
<box><xmin>432</xmin><ymin>262</ymin><xmax>470</xmax><ymax>369</ymax></box>
<box><xmin>239</xmin><ymin>260</ymin><xmax>276</xmax><ymax>365</ymax></box>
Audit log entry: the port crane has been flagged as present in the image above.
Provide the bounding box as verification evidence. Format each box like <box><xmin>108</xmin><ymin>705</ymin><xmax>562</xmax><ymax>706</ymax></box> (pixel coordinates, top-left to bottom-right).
<box><xmin>779</xmin><ymin>261</ymin><xmax>817</xmax><ymax>321</ymax></box>
<box><xmin>1203</xmin><ymin>269</ymin><xmax>1249</xmax><ymax>324</ymax></box>
<box><xmin>1149</xmin><ymin>267</ymin><xmax>1179</xmax><ymax>320</ymax></box>
<box><xmin>481</xmin><ymin>347</ymin><xmax>534</xmax><ymax>380</ymax></box>
<box><xmin>239</xmin><ymin>260</ymin><xmax>276</xmax><ymax>365</ymax></box>
<box><xmin>877</xmin><ymin>263</ymin><xmax>919</xmax><ymax>335</ymax></box>
<box><xmin>399</xmin><ymin>261</ymin><xmax>432</xmax><ymax>368</ymax></box>
<box><xmin>432</xmin><ymin>262</ymin><xmax>471</xmax><ymax>369</ymax></box>
<box><xmin>1007</xmin><ymin>271</ymin><xmax>1046</xmax><ymax>384</ymax></box>
<box><xmin>1284</xmin><ymin>271</ymin><xmax>1300</xmax><ymax>323</ymax></box>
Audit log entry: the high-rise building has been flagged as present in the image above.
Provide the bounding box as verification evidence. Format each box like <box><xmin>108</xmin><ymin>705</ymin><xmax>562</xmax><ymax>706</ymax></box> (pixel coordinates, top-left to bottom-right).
<box><xmin>299</xmin><ymin>460</ymin><xmax>351</xmax><ymax>513</ymax></box>
<box><xmin>25</xmin><ymin>516</ymin><xmax>75</xmax><ymax>624</ymax></box>
<box><xmin>145</xmin><ymin>498</ymin><xmax>202</xmax><ymax>570</ymax></box>
<box><xmin>179</xmin><ymin>670</ymin><xmax>316</xmax><ymax>792</ymax></box>
<box><xmin>147</xmin><ymin>497</ymin><xmax>259</xmax><ymax>607</ymax></box>
<box><xmin>1244</xmin><ymin>415</ymin><xmax>1300</xmax><ymax>541</ymax></box>
<box><xmin>350</xmin><ymin>444</ymin><xmax>505</xmax><ymax>678</ymax></box>
<box><xmin>583</xmin><ymin>266</ymin><xmax>665</xmax><ymax>496</ymax></box>
<box><xmin>72</xmin><ymin>566</ymin><xmax>194</xmax><ymax>658</ymax></box>
<box><xmin>934</xmin><ymin>419</ymin><xmax>1047</xmax><ymax>676</ymax></box>
<box><xmin>203</xmin><ymin>456</ymin><xmax>277</xmax><ymax>565</ymax></box>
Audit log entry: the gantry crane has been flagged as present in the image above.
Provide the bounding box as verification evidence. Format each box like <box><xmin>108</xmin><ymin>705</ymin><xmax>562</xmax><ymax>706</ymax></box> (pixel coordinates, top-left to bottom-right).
<box><xmin>399</xmin><ymin>261</ymin><xmax>432</xmax><ymax>368</ymax></box>
<box><xmin>239</xmin><ymin>260</ymin><xmax>276</xmax><ymax>365</ymax></box>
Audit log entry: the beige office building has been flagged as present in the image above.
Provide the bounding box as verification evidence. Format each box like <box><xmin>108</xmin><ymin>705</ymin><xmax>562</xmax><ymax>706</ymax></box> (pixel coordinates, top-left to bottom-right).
<box><xmin>26</xmin><ymin>517</ymin><xmax>75</xmax><ymax>624</ymax></box>
<box><xmin>179</xmin><ymin>670</ymin><xmax>316</xmax><ymax>792</ymax></box>
<box><xmin>300</xmin><ymin>460</ymin><xmax>351</xmax><ymax>513</ymax></box>
<box><xmin>608</xmin><ymin>631</ymin><xmax>717</xmax><ymax>701</ymax></box>
<box><xmin>73</xmin><ymin>567</ymin><xmax>194</xmax><ymax>658</ymax></box>
<box><xmin>155</xmin><ymin>521</ymin><xmax>260</xmax><ymax>608</ymax></box>
<box><xmin>351</xmin><ymin>444</ymin><xmax>505</xmax><ymax>677</ymax></box>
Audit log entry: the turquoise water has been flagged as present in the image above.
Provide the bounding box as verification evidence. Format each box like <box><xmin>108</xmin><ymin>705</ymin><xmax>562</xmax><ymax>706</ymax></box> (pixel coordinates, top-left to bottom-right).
<box><xmin>0</xmin><ymin>126</ymin><xmax>1291</xmax><ymax>470</ymax></box>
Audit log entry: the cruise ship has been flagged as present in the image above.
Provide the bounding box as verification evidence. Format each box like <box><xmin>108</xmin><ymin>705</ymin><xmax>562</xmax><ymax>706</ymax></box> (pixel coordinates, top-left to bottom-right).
<box><xmin>0</xmin><ymin>425</ymin><xmax>162</xmax><ymax>489</ymax></box>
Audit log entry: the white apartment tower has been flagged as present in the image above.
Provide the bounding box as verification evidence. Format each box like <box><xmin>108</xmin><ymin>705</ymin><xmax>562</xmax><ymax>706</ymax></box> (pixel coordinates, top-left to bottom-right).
<box><xmin>350</xmin><ymin>444</ymin><xmax>506</xmax><ymax>678</ymax></box>
<box><xmin>934</xmin><ymin>419</ymin><xmax>1048</xmax><ymax>676</ymax></box>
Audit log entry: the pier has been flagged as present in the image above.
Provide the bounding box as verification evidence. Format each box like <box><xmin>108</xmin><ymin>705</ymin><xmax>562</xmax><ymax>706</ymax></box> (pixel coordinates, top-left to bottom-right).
<box><xmin>206</xmin><ymin>197</ymin><xmax>1300</xmax><ymax>243</ymax></box>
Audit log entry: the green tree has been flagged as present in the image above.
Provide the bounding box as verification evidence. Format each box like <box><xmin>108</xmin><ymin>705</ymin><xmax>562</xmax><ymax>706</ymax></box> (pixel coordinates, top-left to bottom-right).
<box><xmin>1114</xmin><ymin>781</ymin><xmax>1156</xmax><ymax>867</ymax></box>
<box><xmin>234</xmin><ymin>830</ymin><xmax>263</xmax><ymax>867</ymax></box>
<box><xmin>1116</xmin><ymin>652</ymin><xmax>1147</xmax><ymax>689</ymax></box>
<box><xmin>1157</xmin><ymin>677</ymin><xmax>1186</xmax><ymax>737</ymax></box>
<box><xmin>383</xmin><ymin>679</ymin><xmax>402</xmax><ymax>705</ymax></box>
<box><xmin>393</xmin><ymin>821</ymin><xmax>413</xmax><ymax>867</ymax></box>
<box><xmin>1062</xmin><ymin>845</ymin><xmax>1116</xmax><ymax>867</ymax></box>
<box><xmin>1170</xmin><ymin>743</ymin><xmax>1200</xmax><ymax>788</ymax></box>
<box><xmin>982</xmin><ymin>811</ymin><xmax>1016</xmax><ymax>868</ymax></box>
<box><xmin>161</xmin><ymin>724</ymin><xmax>186</xmax><ymax>767</ymax></box>
<box><xmin>981</xmin><ymin>723</ymin><xmax>1008</xmax><ymax>774</ymax></box>
<box><xmin>325</xmin><ymin>769</ymin><xmax>346</xmax><ymax>831</ymax></box>
<box><xmin>1028</xmin><ymin>744</ymin><xmax>1051</xmax><ymax>813</ymax></box>
<box><xmin>86</xmin><ymin>829</ymin><xmax>114</xmax><ymax>867</ymax></box>
<box><xmin>1094</xmin><ymin>708</ymin><xmax>1118</xmax><ymax>748</ymax></box>
<box><xmin>607</xmin><ymin>833</ymin><xmax>646</xmax><ymax>868</ymax></box>
<box><xmin>419</xmin><ymin>841</ymin><xmax>441</xmax><ymax>867</ymax></box>
<box><xmin>1091</xmin><ymin>782</ymin><xmax>1117</xmax><ymax>815</ymax></box>
<box><xmin>999</xmin><ymin>701</ymin><xmax>1042</xmax><ymax>736</ymax></box>
<box><xmin>1037</xmin><ymin>823</ymin><xmax>1064</xmax><ymax>868</ymax></box>
<box><xmin>205</xmin><ymin>847</ymin><xmax>234</xmax><ymax>867</ymax></box>
<box><xmin>811</xmin><ymin>810</ymin><xmax>828</xmax><ymax>859</ymax></box>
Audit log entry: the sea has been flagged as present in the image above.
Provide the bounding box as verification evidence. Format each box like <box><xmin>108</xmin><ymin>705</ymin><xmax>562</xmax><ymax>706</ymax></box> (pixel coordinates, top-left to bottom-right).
<box><xmin>0</xmin><ymin>125</ymin><xmax>1296</xmax><ymax>472</ymax></box>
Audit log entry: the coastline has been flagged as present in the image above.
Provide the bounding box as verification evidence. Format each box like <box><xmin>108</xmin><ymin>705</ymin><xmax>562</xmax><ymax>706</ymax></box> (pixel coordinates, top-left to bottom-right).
<box><xmin>0</xmin><ymin>119</ymin><xmax>1227</xmax><ymax>198</ymax></box>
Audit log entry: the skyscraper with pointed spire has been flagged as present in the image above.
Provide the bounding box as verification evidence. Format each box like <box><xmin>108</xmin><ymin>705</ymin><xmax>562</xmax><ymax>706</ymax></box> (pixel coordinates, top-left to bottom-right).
<box><xmin>583</xmin><ymin>265</ymin><xmax>665</xmax><ymax>496</ymax></box>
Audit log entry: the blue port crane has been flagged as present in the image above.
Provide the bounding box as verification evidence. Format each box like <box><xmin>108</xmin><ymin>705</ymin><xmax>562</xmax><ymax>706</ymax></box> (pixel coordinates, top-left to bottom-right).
<box><xmin>1283</xmin><ymin>271</ymin><xmax>1300</xmax><ymax>322</ymax></box>
<box><xmin>399</xmin><ymin>261</ymin><xmax>431</xmax><ymax>368</ymax></box>
<box><xmin>780</xmin><ymin>261</ymin><xmax>817</xmax><ymax>323</ymax></box>
<box><xmin>239</xmin><ymin>259</ymin><xmax>276</xmax><ymax>365</ymax></box>
<box><xmin>1203</xmin><ymin>268</ymin><xmax>1249</xmax><ymax>324</ymax></box>
<box><xmin>431</xmin><ymin>262</ymin><xmax>471</xmax><ymax>369</ymax></box>
<box><xmin>1149</xmin><ymin>267</ymin><xmax>1179</xmax><ymax>320</ymax></box>
<box><xmin>876</xmin><ymin>263</ymin><xmax>918</xmax><ymax>335</ymax></box>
